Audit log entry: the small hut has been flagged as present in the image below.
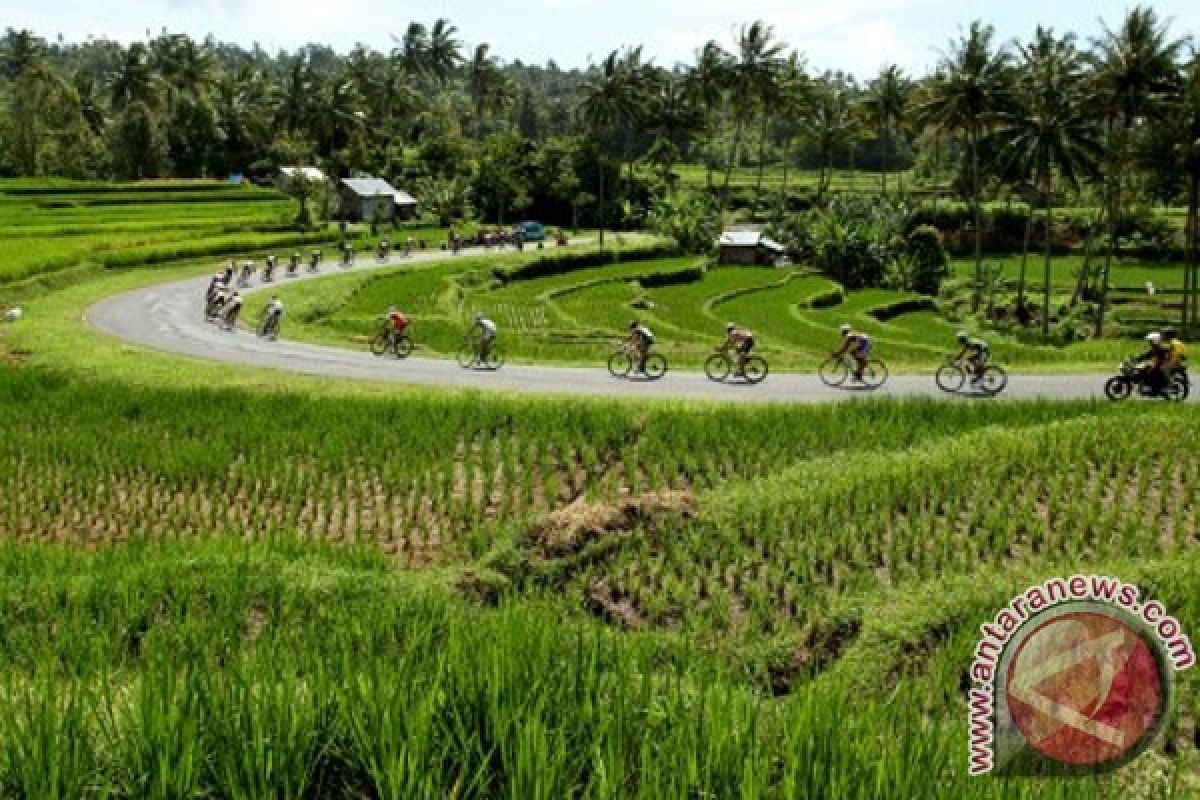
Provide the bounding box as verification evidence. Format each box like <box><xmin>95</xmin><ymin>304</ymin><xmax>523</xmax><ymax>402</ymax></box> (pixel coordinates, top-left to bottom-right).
<box><xmin>717</xmin><ymin>230</ymin><xmax>786</xmax><ymax>266</ymax></box>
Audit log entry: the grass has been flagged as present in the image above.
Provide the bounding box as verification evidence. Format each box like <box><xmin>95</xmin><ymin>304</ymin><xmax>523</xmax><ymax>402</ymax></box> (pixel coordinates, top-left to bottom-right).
<box><xmin>255</xmin><ymin>252</ymin><xmax>1144</xmax><ymax>370</ymax></box>
<box><xmin>0</xmin><ymin>363</ymin><xmax>1194</xmax><ymax>795</ymax></box>
<box><xmin>0</xmin><ymin>180</ymin><xmax>1197</xmax><ymax>796</ymax></box>
<box><xmin>668</xmin><ymin>164</ymin><xmax>922</xmax><ymax>193</ymax></box>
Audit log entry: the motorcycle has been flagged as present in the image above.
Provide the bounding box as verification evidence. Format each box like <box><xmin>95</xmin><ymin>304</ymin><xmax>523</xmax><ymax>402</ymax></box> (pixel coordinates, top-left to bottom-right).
<box><xmin>1105</xmin><ymin>359</ymin><xmax>1188</xmax><ymax>402</ymax></box>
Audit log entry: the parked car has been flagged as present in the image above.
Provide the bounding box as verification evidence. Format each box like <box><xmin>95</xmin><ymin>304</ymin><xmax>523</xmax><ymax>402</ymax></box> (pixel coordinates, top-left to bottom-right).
<box><xmin>513</xmin><ymin>221</ymin><xmax>546</xmax><ymax>242</ymax></box>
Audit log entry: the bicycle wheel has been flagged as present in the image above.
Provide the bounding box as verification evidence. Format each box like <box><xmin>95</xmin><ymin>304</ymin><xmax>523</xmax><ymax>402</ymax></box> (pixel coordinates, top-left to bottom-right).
<box><xmin>978</xmin><ymin>365</ymin><xmax>1008</xmax><ymax>396</ymax></box>
<box><xmin>704</xmin><ymin>353</ymin><xmax>731</xmax><ymax>383</ymax></box>
<box><xmin>643</xmin><ymin>353</ymin><xmax>668</xmax><ymax>381</ymax></box>
<box><xmin>608</xmin><ymin>351</ymin><xmax>633</xmax><ymax>378</ymax></box>
<box><xmin>862</xmin><ymin>359</ymin><xmax>889</xmax><ymax>390</ymax></box>
<box><xmin>742</xmin><ymin>356</ymin><xmax>769</xmax><ymax>385</ymax></box>
<box><xmin>394</xmin><ymin>336</ymin><xmax>414</xmax><ymax>359</ymax></box>
<box><xmin>370</xmin><ymin>332</ymin><xmax>390</xmax><ymax>356</ymax></box>
<box><xmin>456</xmin><ymin>343</ymin><xmax>477</xmax><ymax>369</ymax></box>
<box><xmin>935</xmin><ymin>363</ymin><xmax>966</xmax><ymax>394</ymax></box>
<box><xmin>818</xmin><ymin>357</ymin><xmax>849</xmax><ymax>388</ymax></box>
<box><xmin>482</xmin><ymin>345</ymin><xmax>505</xmax><ymax>370</ymax></box>
<box><xmin>1104</xmin><ymin>376</ymin><xmax>1132</xmax><ymax>401</ymax></box>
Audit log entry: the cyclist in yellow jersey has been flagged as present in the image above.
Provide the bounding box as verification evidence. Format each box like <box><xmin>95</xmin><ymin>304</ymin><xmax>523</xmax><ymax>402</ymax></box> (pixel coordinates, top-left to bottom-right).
<box><xmin>833</xmin><ymin>324</ymin><xmax>871</xmax><ymax>382</ymax></box>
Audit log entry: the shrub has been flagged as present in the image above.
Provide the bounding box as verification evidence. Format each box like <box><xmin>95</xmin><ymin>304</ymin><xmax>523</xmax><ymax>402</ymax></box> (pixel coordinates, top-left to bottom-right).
<box><xmin>906</xmin><ymin>225</ymin><xmax>950</xmax><ymax>295</ymax></box>
<box><xmin>494</xmin><ymin>243</ymin><xmax>680</xmax><ymax>283</ymax></box>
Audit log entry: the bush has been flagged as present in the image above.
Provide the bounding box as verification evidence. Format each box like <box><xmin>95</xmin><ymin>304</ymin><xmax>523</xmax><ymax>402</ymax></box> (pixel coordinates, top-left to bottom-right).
<box><xmin>906</xmin><ymin>226</ymin><xmax>950</xmax><ymax>295</ymax></box>
<box><xmin>494</xmin><ymin>243</ymin><xmax>680</xmax><ymax>283</ymax></box>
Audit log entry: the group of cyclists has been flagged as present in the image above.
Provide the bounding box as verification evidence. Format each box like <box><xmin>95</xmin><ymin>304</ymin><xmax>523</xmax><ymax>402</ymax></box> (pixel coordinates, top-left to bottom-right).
<box><xmin>204</xmin><ymin>253</ymin><xmax>1188</xmax><ymax>395</ymax></box>
<box><xmin>204</xmin><ymin>265</ymin><xmax>285</xmax><ymax>337</ymax></box>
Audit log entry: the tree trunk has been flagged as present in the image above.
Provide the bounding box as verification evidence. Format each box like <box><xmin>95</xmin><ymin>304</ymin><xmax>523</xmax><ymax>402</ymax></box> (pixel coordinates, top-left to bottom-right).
<box><xmin>1042</xmin><ymin>189</ymin><xmax>1054</xmax><ymax>337</ymax></box>
<box><xmin>722</xmin><ymin>116</ymin><xmax>744</xmax><ymax>198</ymax></box>
<box><xmin>598</xmin><ymin>165</ymin><xmax>606</xmax><ymax>248</ymax></box>
<box><xmin>932</xmin><ymin>132</ymin><xmax>941</xmax><ymax>214</ymax></box>
<box><xmin>780</xmin><ymin>136</ymin><xmax>792</xmax><ymax>209</ymax></box>
<box><xmin>756</xmin><ymin>108</ymin><xmax>770</xmax><ymax>201</ymax></box>
<box><xmin>880</xmin><ymin>120</ymin><xmax>888</xmax><ymax>197</ymax></box>
<box><xmin>1186</xmin><ymin>173</ymin><xmax>1198</xmax><ymax>332</ymax></box>
<box><xmin>1017</xmin><ymin>203</ymin><xmax>1033</xmax><ymax>309</ymax></box>
<box><xmin>1095</xmin><ymin>117</ymin><xmax>1123</xmax><ymax>338</ymax></box>
<box><xmin>970</xmin><ymin>125</ymin><xmax>983</xmax><ymax>311</ymax></box>
<box><xmin>1070</xmin><ymin>208</ymin><xmax>1102</xmax><ymax>307</ymax></box>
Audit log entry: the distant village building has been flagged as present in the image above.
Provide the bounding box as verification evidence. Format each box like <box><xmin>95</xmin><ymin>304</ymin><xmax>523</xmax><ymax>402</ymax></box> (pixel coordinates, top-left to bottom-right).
<box><xmin>339</xmin><ymin>177</ymin><xmax>419</xmax><ymax>222</ymax></box>
<box><xmin>717</xmin><ymin>230</ymin><xmax>786</xmax><ymax>266</ymax></box>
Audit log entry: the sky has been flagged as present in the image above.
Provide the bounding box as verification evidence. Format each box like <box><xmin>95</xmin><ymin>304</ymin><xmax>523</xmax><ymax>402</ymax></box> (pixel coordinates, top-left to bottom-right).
<box><xmin>2</xmin><ymin>0</ymin><xmax>1198</xmax><ymax>79</ymax></box>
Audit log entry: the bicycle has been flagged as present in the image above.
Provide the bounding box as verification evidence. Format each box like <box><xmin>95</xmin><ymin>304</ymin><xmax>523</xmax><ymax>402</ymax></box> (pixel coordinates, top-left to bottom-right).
<box><xmin>935</xmin><ymin>356</ymin><xmax>1008</xmax><ymax>396</ymax></box>
<box><xmin>456</xmin><ymin>335</ymin><xmax>505</xmax><ymax>370</ymax></box>
<box><xmin>608</xmin><ymin>342</ymin><xmax>668</xmax><ymax>381</ymax></box>
<box><xmin>705</xmin><ymin>350</ymin><xmax>769</xmax><ymax>384</ymax></box>
<box><xmin>257</xmin><ymin>311</ymin><xmax>282</xmax><ymax>340</ymax></box>
<box><xmin>819</xmin><ymin>353</ymin><xmax>888</xmax><ymax>390</ymax></box>
<box><xmin>369</xmin><ymin>323</ymin><xmax>414</xmax><ymax>358</ymax></box>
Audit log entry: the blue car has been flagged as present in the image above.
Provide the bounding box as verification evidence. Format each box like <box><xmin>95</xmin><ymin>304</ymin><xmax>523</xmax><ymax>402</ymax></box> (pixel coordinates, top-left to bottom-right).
<box><xmin>513</xmin><ymin>221</ymin><xmax>546</xmax><ymax>242</ymax></box>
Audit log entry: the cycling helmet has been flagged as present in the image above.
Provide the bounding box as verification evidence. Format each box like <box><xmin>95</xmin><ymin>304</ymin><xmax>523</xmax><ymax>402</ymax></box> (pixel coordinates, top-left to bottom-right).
<box><xmin>839</xmin><ymin>324</ymin><xmax>852</xmax><ymax>336</ymax></box>
<box><xmin>1147</xmin><ymin>332</ymin><xmax>1162</xmax><ymax>345</ymax></box>
<box><xmin>629</xmin><ymin>320</ymin><xmax>639</xmax><ymax>330</ymax></box>
<box><xmin>1162</xmin><ymin>326</ymin><xmax>1178</xmax><ymax>339</ymax></box>
<box><xmin>726</xmin><ymin>322</ymin><xmax>736</xmax><ymax>333</ymax></box>
<box><xmin>957</xmin><ymin>331</ymin><xmax>969</xmax><ymax>343</ymax></box>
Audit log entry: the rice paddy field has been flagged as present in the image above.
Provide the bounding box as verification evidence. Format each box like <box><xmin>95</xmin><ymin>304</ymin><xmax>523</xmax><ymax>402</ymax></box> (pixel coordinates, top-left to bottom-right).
<box><xmin>264</xmin><ymin>250</ymin><xmax>1144</xmax><ymax>370</ymax></box>
<box><xmin>0</xmin><ymin>181</ymin><xmax>1198</xmax><ymax>797</ymax></box>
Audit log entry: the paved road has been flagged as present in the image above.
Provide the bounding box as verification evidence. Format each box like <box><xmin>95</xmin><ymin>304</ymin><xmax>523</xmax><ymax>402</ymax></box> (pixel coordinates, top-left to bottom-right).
<box><xmin>87</xmin><ymin>247</ymin><xmax>1122</xmax><ymax>403</ymax></box>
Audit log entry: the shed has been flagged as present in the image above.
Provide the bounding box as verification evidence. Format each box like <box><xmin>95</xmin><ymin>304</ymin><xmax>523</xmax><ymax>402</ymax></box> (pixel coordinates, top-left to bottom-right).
<box><xmin>393</xmin><ymin>189</ymin><xmax>419</xmax><ymax>220</ymax></box>
<box><xmin>718</xmin><ymin>230</ymin><xmax>786</xmax><ymax>266</ymax></box>
<box><xmin>340</xmin><ymin>177</ymin><xmax>399</xmax><ymax>222</ymax></box>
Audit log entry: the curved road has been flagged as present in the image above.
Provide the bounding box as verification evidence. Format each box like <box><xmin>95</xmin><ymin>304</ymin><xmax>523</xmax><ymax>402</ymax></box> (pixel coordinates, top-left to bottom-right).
<box><xmin>87</xmin><ymin>247</ymin><xmax>1122</xmax><ymax>403</ymax></box>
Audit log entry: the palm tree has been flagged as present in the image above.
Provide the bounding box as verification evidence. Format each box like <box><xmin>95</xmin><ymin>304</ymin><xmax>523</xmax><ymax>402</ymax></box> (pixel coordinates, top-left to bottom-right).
<box><xmin>804</xmin><ymin>84</ymin><xmax>853</xmax><ymax>202</ymax></box>
<box><xmin>862</xmin><ymin>64</ymin><xmax>911</xmax><ymax>196</ymax></box>
<box><xmin>426</xmin><ymin>19</ymin><xmax>463</xmax><ymax>85</ymax></box>
<box><xmin>772</xmin><ymin>52</ymin><xmax>812</xmax><ymax>203</ymax></box>
<box><xmin>1170</xmin><ymin>52</ymin><xmax>1200</xmax><ymax>331</ymax></box>
<box><xmin>108</xmin><ymin>42</ymin><xmax>162</xmax><ymax>112</ymax></box>
<box><xmin>994</xmin><ymin>27</ymin><xmax>1102</xmax><ymax>335</ymax></box>
<box><xmin>467</xmin><ymin>44</ymin><xmax>513</xmax><ymax>137</ymax></box>
<box><xmin>686</xmin><ymin>41</ymin><xmax>732</xmax><ymax>190</ymax></box>
<box><xmin>578</xmin><ymin>50</ymin><xmax>645</xmax><ymax>246</ymax></box>
<box><xmin>915</xmin><ymin>21</ymin><xmax>1012</xmax><ymax>309</ymax></box>
<box><xmin>392</xmin><ymin>22</ymin><xmax>428</xmax><ymax>78</ymax></box>
<box><xmin>1089</xmin><ymin>6</ymin><xmax>1185</xmax><ymax>336</ymax></box>
<box><xmin>722</xmin><ymin>21</ymin><xmax>786</xmax><ymax>200</ymax></box>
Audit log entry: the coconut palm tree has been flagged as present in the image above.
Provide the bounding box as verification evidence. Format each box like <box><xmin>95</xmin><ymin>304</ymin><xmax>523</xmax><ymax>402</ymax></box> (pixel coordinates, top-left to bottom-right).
<box><xmin>773</xmin><ymin>52</ymin><xmax>813</xmax><ymax>202</ymax></box>
<box><xmin>578</xmin><ymin>50</ymin><xmax>646</xmax><ymax>246</ymax></box>
<box><xmin>108</xmin><ymin>42</ymin><xmax>162</xmax><ymax>112</ymax></box>
<box><xmin>862</xmin><ymin>64</ymin><xmax>911</xmax><ymax>196</ymax></box>
<box><xmin>1089</xmin><ymin>6</ymin><xmax>1185</xmax><ymax>336</ymax></box>
<box><xmin>993</xmin><ymin>27</ymin><xmax>1103</xmax><ymax>335</ymax></box>
<box><xmin>467</xmin><ymin>44</ymin><xmax>513</xmax><ymax>138</ymax></box>
<box><xmin>392</xmin><ymin>22</ymin><xmax>429</xmax><ymax>79</ymax></box>
<box><xmin>914</xmin><ymin>21</ymin><xmax>1013</xmax><ymax>309</ymax></box>
<box><xmin>686</xmin><ymin>41</ymin><xmax>732</xmax><ymax>190</ymax></box>
<box><xmin>804</xmin><ymin>84</ymin><xmax>854</xmax><ymax>202</ymax></box>
<box><xmin>722</xmin><ymin>21</ymin><xmax>786</xmax><ymax>200</ymax></box>
<box><xmin>422</xmin><ymin>18</ymin><xmax>462</xmax><ymax>85</ymax></box>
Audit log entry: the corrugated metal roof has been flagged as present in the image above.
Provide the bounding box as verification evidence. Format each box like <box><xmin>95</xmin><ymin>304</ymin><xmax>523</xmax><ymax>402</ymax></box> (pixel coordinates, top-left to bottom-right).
<box><xmin>279</xmin><ymin>166</ymin><xmax>327</xmax><ymax>182</ymax></box>
<box><xmin>394</xmin><ymin>190</ymin><xmax>418</xmax><ymax>205</ymax></box>
<box><xmin>342</xmin><ymin>177</ymin><xmax>399</xmax><ymax>197</ymax></box>
<box><xmin>719</xmin><ymin>230</ymin><xmax>764</xmax><ymax>247</ymax></box>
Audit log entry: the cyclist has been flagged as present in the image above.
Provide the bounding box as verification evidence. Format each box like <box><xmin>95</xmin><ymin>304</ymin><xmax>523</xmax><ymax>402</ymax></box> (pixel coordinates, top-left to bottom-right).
<box><xmin>386</xmin><ymin>306</ymin><xmax>409</xmax><ymax>346</ymax></box>
<box><xmin>1138</xmin><ymin>332</ymin><xmax>1171</xmax><ymax>394</ymax></box>
<box><xmin>223</xmin><ymin>261</ymin><xmax>236</xmax><ymax>286</ymax></box>
<box><xmin>833</xmin><ymin>324</ymin><xmax>871</xmax><ymax>382</ymax></box>
<box><xmin>310</xmin><ymin>249</ymin><xmax>322</xmax><ymax>271</ymax></box>
<box><xmin>473</xmin><ymin>312</ymin><xmax>498</xmax><ymax>360</ymax></box>
<box><xmin>206</xmin><ymin>271</ymin><xmax>227</xmax><ymax>304</ymax></box>
<box><xmin>628</xmin><ymin>320</ymin><xmax>655</xmax><ymax>373</ymax></box>
<box><xmin>341</xmin><ymin>241</ymin><xmax>354</xmax><ymax>266</ymax></box>
<box><xmin>264</xmin><ymin>255</ymin><xmax>277</xmax><ymax>282</ymax></box>
<box><xmin>719</xmin><ymin>322</ymin><xmax>755</xmax><ymax>375</ymax></box>
<box><xmin>378</xmin><ymin>237</ymin><xmax>390</xmax><ymax>261</ymax></box>
<box><xmin>239</xmin><ymin>259</ymin><xmax>255</xmax><ymax>287</ymax></box>
<box><xmin>954</xmin><ymin>331</ymin><xmax>990</xmax><ymax>384</ymax></box>
<box><xmin>223</xmin><ymin>291</ymin><xmax>244</xmax><ymax>329</ymax></box>
<box><xmin>262</xmin><ymin>295</ymin><xmax>285</xmax><ymax>336</ymax></box>
<box><xmin>288</xmin><ymin>252</ymin><xmax>301</xmax><ymax>275</ymax></box>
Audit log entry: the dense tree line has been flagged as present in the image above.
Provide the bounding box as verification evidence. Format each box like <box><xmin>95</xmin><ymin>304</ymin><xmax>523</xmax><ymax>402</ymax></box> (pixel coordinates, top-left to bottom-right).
<box><xmin>1</xmin><ymin>8</ymin><xmax>1198</xmax><ymax>334</ymax></box>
